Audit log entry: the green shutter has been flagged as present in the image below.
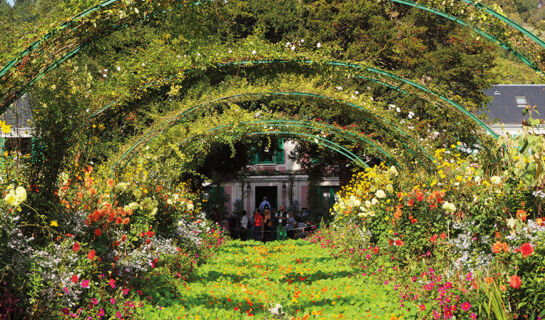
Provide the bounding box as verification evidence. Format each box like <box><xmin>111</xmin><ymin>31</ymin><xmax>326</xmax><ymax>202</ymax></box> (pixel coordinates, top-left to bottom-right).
<box><xmin>275</xmin><ymin>139</ymin><xmax>285</xmax><ymax>164</ymax></box>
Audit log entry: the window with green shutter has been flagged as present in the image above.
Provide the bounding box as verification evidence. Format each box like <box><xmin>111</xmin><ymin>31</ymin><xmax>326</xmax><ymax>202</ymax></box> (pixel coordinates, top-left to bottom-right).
<box><xmin>250</xmin><ymin>139</ymin><xmax>284</xmax><ymax>164</ymax></box>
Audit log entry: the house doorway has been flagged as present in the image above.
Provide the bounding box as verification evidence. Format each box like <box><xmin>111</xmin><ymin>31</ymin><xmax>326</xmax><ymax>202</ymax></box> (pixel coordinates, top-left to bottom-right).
<box><xmin>255</xmin><ymin>186</ymin><xmax>278</xmax><ymax>211</ymax></box>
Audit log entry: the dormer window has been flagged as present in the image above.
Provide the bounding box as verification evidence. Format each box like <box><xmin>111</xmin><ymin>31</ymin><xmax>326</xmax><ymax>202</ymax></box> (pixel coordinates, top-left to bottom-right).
<box><xmin>516</xmin><ymin>96</ymin><xmax>527</xmax><ymax>108</ymax></box>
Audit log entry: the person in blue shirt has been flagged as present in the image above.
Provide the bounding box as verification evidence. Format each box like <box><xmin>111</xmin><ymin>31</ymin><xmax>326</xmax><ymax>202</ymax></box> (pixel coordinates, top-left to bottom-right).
<box><xmin>258</xmin><ymin>196</ymin><xmax>271</xmax><ymax>211</ymax></box>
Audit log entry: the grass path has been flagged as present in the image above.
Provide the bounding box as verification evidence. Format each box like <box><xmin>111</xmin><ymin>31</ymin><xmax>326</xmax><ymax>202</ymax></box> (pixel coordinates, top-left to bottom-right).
<box><xmin>144</xmin><ymin>239</ymin><xmax>412</xmax><ymax>319</ymax></box>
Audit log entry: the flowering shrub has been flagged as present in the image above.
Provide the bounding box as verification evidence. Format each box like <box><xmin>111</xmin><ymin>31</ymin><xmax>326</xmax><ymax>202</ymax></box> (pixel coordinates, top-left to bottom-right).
<box><xmin>0</xmin><ymin>155</ymin><xmax>226</xmax><ymax>319</ymax></box>
<box><xmin>327</xmin><ymin>145</ymin><xmax>545</xmax><ymax>318</ymax></box>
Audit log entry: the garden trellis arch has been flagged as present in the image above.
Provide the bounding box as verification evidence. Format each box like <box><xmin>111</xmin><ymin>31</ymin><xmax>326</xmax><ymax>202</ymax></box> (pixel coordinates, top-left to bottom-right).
<box><xmin>91</xmin><ymin>59</ymin><xmax>499</xmax><ymax>139</ymax></box>
<box><xmin>113</xmin><ymin>119</ymin><xmax>406</xmax><ymax>172</ymax></box>
<box><xmin>1</xmin><ymin>0</ymin><xmax>545</xmax><ymax>112</ymax></box>
<box><xmin>0</xmin><ymin>0</ymin><xmax>542</xmax><ymax>174</ymax></box>
<box><xmin>110</xmin><ymin>91</ymin><xmax>436</xmax><ymax>173</ymax></box>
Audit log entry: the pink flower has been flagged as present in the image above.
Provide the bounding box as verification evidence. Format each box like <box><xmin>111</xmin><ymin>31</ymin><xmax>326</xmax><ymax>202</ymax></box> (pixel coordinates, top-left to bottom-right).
<box><xmin>461</xmin><ymin>301</ymin><xmax>472</xmax><ymax>311</ymax></box>
<box><xmin>470</xmin><ymin>313</ymin><xmax>477</xmax><ymax>319</ymax></box>
<box><xmin>81</xmin><ymin>279</ymin><xmax>89</xmax><ymax>288</ymax></box>
<box><xmin>509</xmin><ymin>274</ymin><xmax>522</xmax><ymax>289</ymax></box>
<box><xmin>122</xmin><ymin>288</ymin><xmax>129</xmax><ymax>295</ymax></box>
<box><xmin>110</xmin><ymin>298</ymin><xmax>116</xmax><ymax>304</ymax></box>
<box><xmin>108</xmin><ymin>278</ymin><xmax>116</xmax><ymax>288</ymax></box>
<box><xmin>90</xmin><ymin>298</ymin><xmax>98</xmax><ymax>305</ymax></box>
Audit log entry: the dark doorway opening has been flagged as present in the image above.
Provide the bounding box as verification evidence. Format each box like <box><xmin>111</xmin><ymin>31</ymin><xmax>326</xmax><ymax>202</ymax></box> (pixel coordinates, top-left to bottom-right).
<box><xmin>255</xmin><ymin>186</ymin><xmax>278</xmax><ymax>211</ymax></box>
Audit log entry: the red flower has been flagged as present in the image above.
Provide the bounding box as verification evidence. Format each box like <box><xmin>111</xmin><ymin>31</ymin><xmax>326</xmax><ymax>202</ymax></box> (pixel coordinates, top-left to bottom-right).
<box><xmin>440</xmin><ymin>232</ymin><xmax>447</xmax><ymax>240</ymax></box>
<box><xmin>407</xmin><ymin>199</ymin><xmax>414</xmax><ymax>207</ymax></box>
<box><xmin>509</xmin><ymin>275</ymin><xmax>522</xmax><ymax>289</ymax></box>
<box><xmin>87</xmin><ymin>250</ymin><xmax>96</xmax><ymax>260</ymax></box>
<box><xmin>71</xmin><ymin>275</ymin><xmax>79</xmax><ymax>283</ymax></box>
<box><xmin>520</xmin><ymin>243</ymin><xmax>534</xmax><ymax>258</ymax></box>
<box><xmin>372</xmin><ymin>247</ymin><xmax>379</xmax><ymax>254</ymax></box>
<box><xmin>416</xmin><ymin>191</ymin><xmax>424</xmax><ymax>202</ymax></box>
<box><xmin>388</xmin><ymin>239</ymin><xmax>394</xmax><ymax>246</ymax></box>
<box><xmin>395</xmin><ymin>239</ymin><xmax>403</xmax><ymax>246</ymax></box>
<box><xmin>73</xmin><ymin>242</ymin><xmax>80</xmax><ymax>252</ymax></box>
<box><xmin>94</xmin><ymin>228</ymin><xmax>102</xmax><ymax>237</ymax></box>
<box><xmin>430</xmin><ymin>234</ymin><xmax>438</xmax><ymax>243</ymax></box>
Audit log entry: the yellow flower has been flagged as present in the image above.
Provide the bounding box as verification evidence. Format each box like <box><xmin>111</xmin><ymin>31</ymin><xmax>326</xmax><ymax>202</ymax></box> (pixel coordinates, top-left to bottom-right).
<box><xmin>50</xmin><ymin>220</ymin><xmax>59</xmax><ymax>227</ymax></box>
<box><xmin>0</xmin><ymin>120</ymin><xmax>11</xmax><ymax>134</ymax></box>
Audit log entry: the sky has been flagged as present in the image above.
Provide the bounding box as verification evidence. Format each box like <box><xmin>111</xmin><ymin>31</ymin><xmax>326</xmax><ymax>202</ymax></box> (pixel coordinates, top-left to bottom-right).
<box><xmin>6</xmin><ymin>0</ymin><xmax>14</xmax><ymax>6</ymax></box>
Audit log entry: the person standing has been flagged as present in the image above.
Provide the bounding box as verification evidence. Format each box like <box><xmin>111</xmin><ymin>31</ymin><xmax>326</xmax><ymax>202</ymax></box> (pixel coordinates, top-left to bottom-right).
<box><xmin>253</xmin><ymin>209</ymin><xmax>263</xmax><ymax>241</ymax></box>
<box><xmin>275</xmin><ymin>205</ymin><xmax>288</xmax><ymax>240</ymax></box>
<box><xmin>263</xmin><ymin>209</ymin><xmax>273</xmax><ymax>242</ymax></box>
<box><xmin>286</xmin><ymin>211</ymin><xmax>296</xmax><ymax>239</ymax></box>
<box><xmin>259</xmin><ymin>196</ymin><xmax>271</xmax><ymax>211</ymax></box>
<box><xmin>240</xmin><ymin>210</ymin><xmax>250</xmax><ymax>241</ymax></box>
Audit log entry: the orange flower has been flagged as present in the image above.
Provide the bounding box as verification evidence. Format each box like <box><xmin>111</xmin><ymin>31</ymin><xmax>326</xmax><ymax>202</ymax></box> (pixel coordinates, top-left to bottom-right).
<box><xmin>122</xmin><ymin>217</ymin><xmax>130</xmax><ymax>225</ymax></box>
<box><xmin>484</xmin><ymin>277</ymin><xmax>494</xmax><ymax>284</ymax></box>
<box><xmin>492</xmin><ymin>241</ymin><xmax>505</xmax><ymax>254</ymax></box>
<box><xmin>516</xmin><ymin>209</ymin><xmax>528</xmax><ymax>222</ymax></box>
<box><xmin>393</xmin><ymin>208</ymin><xmax>402</xmax><ymax>220</ymax></box>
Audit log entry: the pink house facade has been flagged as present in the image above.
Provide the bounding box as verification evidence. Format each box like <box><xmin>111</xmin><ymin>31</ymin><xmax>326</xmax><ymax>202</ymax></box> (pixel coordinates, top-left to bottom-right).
<box><xmin>221</xmin><ymin>140</ymin><xmax>340</xmax><ymax>214</ymax></box>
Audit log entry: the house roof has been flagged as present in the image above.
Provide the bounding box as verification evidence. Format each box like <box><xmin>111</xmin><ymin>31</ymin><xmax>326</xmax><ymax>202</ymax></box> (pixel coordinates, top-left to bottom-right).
<box><xmin>483</xmin><ymin>84</ymin><xmax>545</xmax><ymax>125</ymax></box>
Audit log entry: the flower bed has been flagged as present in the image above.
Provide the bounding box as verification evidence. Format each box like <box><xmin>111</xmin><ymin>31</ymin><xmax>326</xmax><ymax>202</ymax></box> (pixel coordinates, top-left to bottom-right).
<box><xmin>323</xmin><ymin>144</ymin><xmax>545</xmax><ymax>319</ymax></box>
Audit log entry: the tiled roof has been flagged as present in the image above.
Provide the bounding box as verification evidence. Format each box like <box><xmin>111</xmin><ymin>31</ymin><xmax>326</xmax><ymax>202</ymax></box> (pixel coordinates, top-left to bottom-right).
<box><xmin>483</xmin><ymin>85</ymin><xmax>545</xmax><ymax>125</ymax></box>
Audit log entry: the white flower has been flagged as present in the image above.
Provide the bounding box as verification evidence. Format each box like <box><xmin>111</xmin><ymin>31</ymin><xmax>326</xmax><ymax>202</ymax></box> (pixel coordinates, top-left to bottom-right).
<box><xmin>388</xmin><ymin>166</ymin><xmax>398</xmax><ymax>177</ymax></box>
<box><xmin>365</xmin><ymin>200</ymin><xmax>371</xmax><ymax>208</ymax></box>
<box><xmin>491</xmin><ymin>176</ymin><xmax>501</xmax><ymax>185</ymax></box>
<box><xmin>316</xmin><ymin>42</ymin><xmax>321</xmax><ymax>48</ymax></box>
<box><xmin>286</xmin><ymin>42</ymin><xmax>291</xmax><ymax>47</ymax></box>
<box><xmin>251</xmin><ymin>50</ymin><xmax>256</xmax><ymax>55</ymax></box>
<box><xmin>336</xmin><ymin>86</ymin><xmax>343</xmax><ymax>91</ymax></box>
<box><xmin>291</xmin><ymin>45</ymin><xmax>296</xmax><ymax>51</ymax></box>
<box><xmin>396</xmin><ymin>107</ymin><xmax>401</xmax><ymax>113</ymax></box>
<box><xmin>187</xmin><ymin>203</ymin><xmax>194</xmax><ymax>211</ymax></box>
<box><xmin>507</xmin><ymin>218</ymin><xmax>517</xmax><ymax>229</ymax></box>
<box><xmin>442</xmin><ymin>201</ymin><xmax>456</xmax><ymax>213</ymax></box>
<box><xmin>371</xmin><ymin>198</ymin><xmax>378</xmax><ymax>206</ymax></box>
<box><xmin>474</xmin><ymin>176</ymin><xmax>481</xmax><ymax>183</ymax></box>
<box><xmin>408</xmin><ymin>111</ymin><xmax>414</xmax><ymax>119</ymax></box>
<box><xmin>375</xmin><ymin>190</ymin><xmax>386</xmax><ymax>199</ymax></box>
<box><xmin>116</xmin><ymin>66</ymin><xmax>121</xmax><ymax>71</ymax></box>
<box><xmin>300</xmin><ymin>39</ymin><xmax>304</xmax><ymax>43</ymax></box>
<box><xmin>386</xmin><ymin>184</ymin><xmax>394</xmax><ymax>193</ymax></box>
<box><xmin>228</xmin><ymin>49</ymin><xmax>232</xmax><ymax>54</ymax></box>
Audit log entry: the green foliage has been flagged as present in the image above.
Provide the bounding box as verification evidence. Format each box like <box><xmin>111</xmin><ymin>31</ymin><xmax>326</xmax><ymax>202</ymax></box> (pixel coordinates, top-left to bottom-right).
<box><xmin>142</xmin><ymin>240</ymin><xmax>417</xmax><ymax>319</ymax></box>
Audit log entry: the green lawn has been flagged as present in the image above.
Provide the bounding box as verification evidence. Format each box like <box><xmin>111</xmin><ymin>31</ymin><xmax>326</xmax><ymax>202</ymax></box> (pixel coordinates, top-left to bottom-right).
<box><xmin>143</xmin><ymin>239</ymin><xmax>416</xmax><ymax>319</ymax></box>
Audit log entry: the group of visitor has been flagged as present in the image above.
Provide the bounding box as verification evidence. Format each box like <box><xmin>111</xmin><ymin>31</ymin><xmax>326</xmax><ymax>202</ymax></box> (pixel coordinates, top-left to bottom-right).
<box><xmin>219</xmin><ymin>197</ymin><xmax>316</xmax><ymax>241</ymax></box>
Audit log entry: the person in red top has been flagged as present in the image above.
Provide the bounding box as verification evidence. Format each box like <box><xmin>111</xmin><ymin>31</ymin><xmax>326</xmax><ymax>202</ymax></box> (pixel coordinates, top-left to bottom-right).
<box><xmin>253</xmin><ymin>209</ymin><xmax>263</xmax><ymax>241</ymax></box>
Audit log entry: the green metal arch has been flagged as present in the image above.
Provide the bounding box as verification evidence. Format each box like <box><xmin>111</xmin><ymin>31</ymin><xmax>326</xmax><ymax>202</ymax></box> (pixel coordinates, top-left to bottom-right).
<box><xmin>387</xmin><ymin>0</ymin><xmax>541</xmax><ymax>74</ymax></box>
<box><xmin>119</xmin><ymin>127</ymin><xmax>370</xmax><ymax>173</ymax></box>
<box><xmin>2</xmin><ymin>0</ymin><xmax>545</xmax><ymax>113</ymax></box>
<box><xmin>113</xmin><ymin>91</ymin><xmax>435</xmax><ymax>171</ymax></box>
<box><xmin>95</xmin><ymin>59</ymin><xmax>498</xmax><ymax>140</ymax></box>
<box><xmin>115</xmin><ymin>119</ymin><xmax>405</xmax><ymax>171</ymax></box>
